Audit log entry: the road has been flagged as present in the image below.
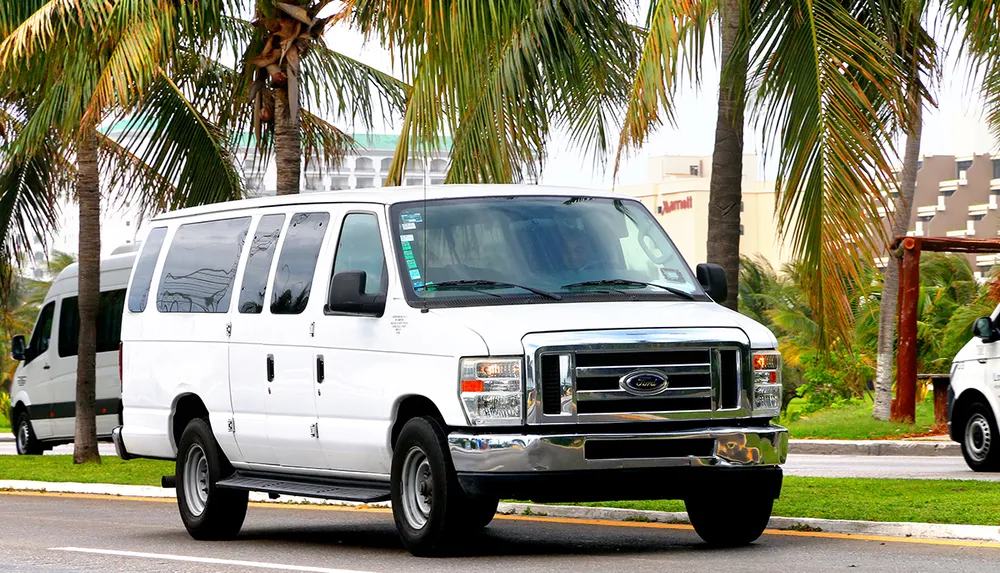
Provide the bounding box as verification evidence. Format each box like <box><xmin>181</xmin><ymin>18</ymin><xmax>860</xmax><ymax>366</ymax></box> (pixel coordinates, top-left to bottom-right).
<box><xmin>3</xmin><ymin>491</ymin><xmax>1000</xmax><ymax>573</ymax></box>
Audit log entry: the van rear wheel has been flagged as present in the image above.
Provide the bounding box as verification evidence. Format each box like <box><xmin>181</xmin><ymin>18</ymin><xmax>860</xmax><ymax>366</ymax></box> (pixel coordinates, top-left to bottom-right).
<box><xmin>175</xmin><ymin>418</ymin><xmax>248</xmax><ymax>540</ymax></box>
<box><xmin>961</xmin><ymin>403</ymin><xmax>1000</xmax><ymax>472</ymax></box>
<box><xmin>15</xmin><ymin>413</ymin><xmax>43</xmax><ymax>455</ymax></box>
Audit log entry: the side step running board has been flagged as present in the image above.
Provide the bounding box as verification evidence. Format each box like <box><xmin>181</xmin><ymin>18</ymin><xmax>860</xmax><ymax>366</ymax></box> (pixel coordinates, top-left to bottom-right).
<box><xmin>216</xmin><ymin>472</ymin><xmax>391</xmax><ymax>503</ymax></box>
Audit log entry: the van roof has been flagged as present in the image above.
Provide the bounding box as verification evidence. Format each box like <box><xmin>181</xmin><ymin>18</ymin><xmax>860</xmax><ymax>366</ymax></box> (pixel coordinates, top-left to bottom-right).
<box><xmin>51</xmin><ymin>252</ymin><xmax>137</xmax><ymax>284</ymax></box>
<box><xmin>151</xmin><ymin>185</ymin><xmax>623</xmax><ymax>222</ymax></box>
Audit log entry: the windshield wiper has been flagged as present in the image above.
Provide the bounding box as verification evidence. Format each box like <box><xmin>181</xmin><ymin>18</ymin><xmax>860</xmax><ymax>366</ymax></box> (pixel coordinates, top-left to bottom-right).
<box><xmin>423</xmin><ymin>279</ymin><xmax>563</xmax><ymax>301</ymax></box>
<box><xmin>561</xmin><ymin>279</ymin><xmax>695</xmax><ymax>300</ymax></box>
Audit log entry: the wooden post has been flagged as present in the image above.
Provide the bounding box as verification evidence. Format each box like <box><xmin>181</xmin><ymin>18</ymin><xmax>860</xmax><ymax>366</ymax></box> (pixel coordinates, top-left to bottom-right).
<box><xmin>891</xmin><ymin>237</ymin><xmax>921</xmax><ymax>424</ymax></box>
<box><xmin>932</xmin><ymin>376</ymin><xmax>950</xmax><ymax>432</ymax></box>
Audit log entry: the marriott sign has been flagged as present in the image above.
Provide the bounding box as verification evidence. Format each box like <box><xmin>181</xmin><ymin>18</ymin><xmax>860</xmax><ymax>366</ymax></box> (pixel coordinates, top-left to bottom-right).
<box><xmin>662</xmin><ymin>196</ymin><xmax>694</xmax><ymax>214</ymax></box>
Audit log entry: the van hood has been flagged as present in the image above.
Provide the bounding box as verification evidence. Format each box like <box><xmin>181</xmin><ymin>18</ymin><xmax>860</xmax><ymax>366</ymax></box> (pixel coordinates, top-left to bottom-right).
<box><xmin>430</xmin><ymin>300</ymin><xmax>778</xmax><ymax>355</ymax></box>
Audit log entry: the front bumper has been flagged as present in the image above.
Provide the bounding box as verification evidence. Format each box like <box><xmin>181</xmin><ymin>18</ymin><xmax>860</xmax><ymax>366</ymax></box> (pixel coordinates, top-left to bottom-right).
<box><xmin>111</xmin><ymin>426</ymin><xmax>132</xmax><ymax>461</ymax></box>
<box><xmin>448</xmin><ymin>425</ymin><xmax>787</xmax><ymax>473</ymax></box>
<box><xmin>448</xmin><ymin>426</ymin><xmax>787</xmax><ymax>502</ymax></box>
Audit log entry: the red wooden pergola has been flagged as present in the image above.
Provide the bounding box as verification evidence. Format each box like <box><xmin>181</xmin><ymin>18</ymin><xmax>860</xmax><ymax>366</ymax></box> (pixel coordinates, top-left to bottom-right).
<box><xmin>891</xmin><ymin>236</ymin><xmax>1000</xmax><ymax>423</ymax></box>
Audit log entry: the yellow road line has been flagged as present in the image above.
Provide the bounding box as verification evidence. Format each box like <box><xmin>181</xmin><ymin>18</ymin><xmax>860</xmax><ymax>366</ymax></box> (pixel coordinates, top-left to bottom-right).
<box><xmin>4</xmin><ymin>490</ymin><xmax>1000</xmax><ymax>550</ymax></box>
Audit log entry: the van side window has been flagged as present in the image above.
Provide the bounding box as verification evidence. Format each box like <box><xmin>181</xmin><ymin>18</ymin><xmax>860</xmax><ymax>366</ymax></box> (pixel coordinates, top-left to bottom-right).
<box><xmin>157</xmin><ymin>217</ymin><xmax>251</xmax><ymax>313</ymax></box>
<box><xmin>59</xmin><ymin>289</ymin><xmax>127</xmax><ymax>357</ymax></box>
<box><xmin>25</xmin><ymin>302</ymin><xmax>55</xmax><ymax>364</ymax></box>
<box><xmin>332</xmin><ymin>213</ymin><xmax>385</xmax><ymax>294</ymax></box>
<box><xmin>271</xmin><ymin>212</ymin><xmax>330</xmax><ymax>314</ymax></box>
<box><xmin>238</xmin><ymin>214</ymin><xmax>285</xmax><ymax>314</ymax></box>
<box><xmin>127</xmin><ymin>227</ymin><xmax>167</xmax><ymax>312</ymax></box>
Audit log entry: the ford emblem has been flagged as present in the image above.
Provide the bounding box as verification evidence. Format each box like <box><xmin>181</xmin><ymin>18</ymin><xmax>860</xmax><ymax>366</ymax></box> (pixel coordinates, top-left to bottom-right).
<box><xmin>619</xmin><ymin>370</ymin><xmax>669</xmax><ymax>396</ymax></box>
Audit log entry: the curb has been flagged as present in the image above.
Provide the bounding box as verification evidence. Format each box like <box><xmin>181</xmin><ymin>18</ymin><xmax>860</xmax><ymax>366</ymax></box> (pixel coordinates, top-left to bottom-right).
<box><xmin>2</xmin><ymin>480</ymin><xmax>997</xmax><ymax>544</ymax></box>
<box><xmin>790</xmin><ymin>439</ymin><xmax>960</xmax><ymax>457</ymax></box>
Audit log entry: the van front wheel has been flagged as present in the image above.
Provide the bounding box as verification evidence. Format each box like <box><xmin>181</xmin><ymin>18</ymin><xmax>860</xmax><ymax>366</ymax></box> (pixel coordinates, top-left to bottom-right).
<box><xmin>391</xmin><ymin>416</ymin><xmax>477</xmax><ymax>556</ymax></box>
<box><xmin>961</xmin><ymin>403</ymin><xmax>1000</xmax><ymax>471</ymax></box>
<box><xmin>15</xmin><ymin>413</ymin><xmax>42</xmax><ymax>455</ymax></box>
<box><xmin>175</xmin><ymin>418</ymin><xmax>248</xmax><ymax>540</ymax></box>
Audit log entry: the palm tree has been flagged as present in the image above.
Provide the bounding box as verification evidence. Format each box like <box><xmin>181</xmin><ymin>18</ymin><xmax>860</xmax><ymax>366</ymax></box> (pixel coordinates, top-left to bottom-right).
<box><xmin>0</xmin><ymin>0</ymin><xmax>242</xmax><ymax>463</ymax></box>
<box><xmin>618</xmin><ymin>1</ymin><xmax>912</xmax><ymax>339</ymax></box>
<box><xmin>349</xmin><ymin>0</ymin><xmax>639</xmax><ymax>186</ymax></box>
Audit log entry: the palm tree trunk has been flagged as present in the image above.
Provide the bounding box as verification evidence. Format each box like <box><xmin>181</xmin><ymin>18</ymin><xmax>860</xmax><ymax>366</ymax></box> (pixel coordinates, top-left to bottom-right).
<box><xmin>73</xmin><ymin>127</ymin><xmax>101</xmax><ymax>464</ymax></box>
<box><xmin>706</xmin><ymin>0</ymin><xmax>746</xmax><ymax>311</ymax></box>
<box><xmin>274</xmin><ymin>96</ymin><xmax>301</xmax><ymax>196</ymax></box>
<box><xmin>873</xmin><ymin>91</ymin><xmax>923</xmax><ymax>421</ymax></box>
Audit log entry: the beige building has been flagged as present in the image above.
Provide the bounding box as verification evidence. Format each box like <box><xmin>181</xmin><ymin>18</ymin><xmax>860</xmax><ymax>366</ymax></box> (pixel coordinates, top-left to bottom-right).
<box><xmin>619</xmin><ymin>154</ymin><xmax>792</xmax><ymax>272</ymax></box>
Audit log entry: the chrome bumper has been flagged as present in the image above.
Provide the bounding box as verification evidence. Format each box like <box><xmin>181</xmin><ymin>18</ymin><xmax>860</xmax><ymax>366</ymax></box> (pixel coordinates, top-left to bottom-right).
<box><xmin>448</xmin><ymin>425</ymin><xmax>787</xmax><ymax>473</ymax></box>
<box><xmin>111</xmin><ymin>426</ymin><xmax>132</xmax><ymax>461</ymax></box>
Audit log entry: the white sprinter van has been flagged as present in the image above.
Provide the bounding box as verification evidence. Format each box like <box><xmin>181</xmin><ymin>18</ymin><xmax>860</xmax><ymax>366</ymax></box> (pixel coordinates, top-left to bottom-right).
<box><xmin>949</xmin><ymin>311</ymin><xmax>1000</xmax><ymax>471</ymax></box>
<box><xmin>9</xmin><ymin>250</ymin><xmax>136</xmax><ymax>454</ymax></box>
<box><xmin>114</xmin><ymin>185</ymin><xmax>787</xmax><ymax>555</ymax></box>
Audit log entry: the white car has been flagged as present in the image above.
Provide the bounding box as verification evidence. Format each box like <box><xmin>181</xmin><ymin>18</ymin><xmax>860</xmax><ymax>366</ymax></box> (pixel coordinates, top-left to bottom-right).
<box><xmin>9</xmin><ymin>250</ymin><xmax>136</xmax><ymax>454</ymax></box>
<box><xmin>113</xmin><ymin>185</ymin><xmax>787</xmax><ymax>555</ymax></box>
<box><xmin>949</xmin><ymin>311</ymin><xmax>1000</xmax><ymax>470</ymax></box>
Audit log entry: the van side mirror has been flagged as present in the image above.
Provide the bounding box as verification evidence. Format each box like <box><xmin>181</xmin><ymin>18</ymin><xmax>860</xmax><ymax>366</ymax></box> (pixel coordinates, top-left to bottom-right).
<box><xmin>11</xmin><ymin>335</ymin><xmax>25</xmax><ymax>361</ymax></box>
<box><xmin>974</xmin><ymin>317</ymin><xmax>997</xmax><ymax>342</ymax></box>
<box><xmin>327</xmin><ymin>271</ymin><xmax>385</xmax><ymax>316</ymax></box>
<box><xmin>696</xmin><ymin>263</ymin><xmax>727</xmax><ymax>304</ymax></box>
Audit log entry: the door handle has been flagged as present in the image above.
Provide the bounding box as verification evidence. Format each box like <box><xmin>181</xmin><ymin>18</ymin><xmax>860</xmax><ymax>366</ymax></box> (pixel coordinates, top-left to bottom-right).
<box><xmin>316</xmin><ymin>355</ymin><xmax>325</xmax><ymax>384</ymax></box>
<box><xmin>42</xmin><ymin>364</ymin><xmax>50</xmax><ymax>370</ymax></box>
<box><xmin>266</xmin><ymin>354</ymin><xmax>274</xmax><ymax>382</ymax></box>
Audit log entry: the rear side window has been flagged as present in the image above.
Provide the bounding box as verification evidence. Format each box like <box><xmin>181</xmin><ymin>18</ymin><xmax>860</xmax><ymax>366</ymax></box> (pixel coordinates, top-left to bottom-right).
<box><xmin>238</xmin><ymin>214</ymin><xmax>285</xmax><ymax>314</ymax></box>
<box><xmin>58</xmin><ymin>289</ymin><xmax>127</xmax><ymax>357</ymax></box>
<box><xmin>25</xmin><ymin>302</ymin><xmax>55</xmax><ymax>364</ymax></box>
<box><xmin>127</xmin><ymin>227</ymin><xmax>167</xmax><ymax>312</ymax></box>
<box><xmin>157</xmin><ymin>217</ymin><xmax>251</xmax><ymax>313</ymax></box>
<box><xmin>271</xmin><ymin>212</ymin><xmax>330</xmax><ymax>314</ymax></box>
<box><xmin>332</xmin><ymin>213</ymin><xmax>385</xmax><ymax>294</ymax></box>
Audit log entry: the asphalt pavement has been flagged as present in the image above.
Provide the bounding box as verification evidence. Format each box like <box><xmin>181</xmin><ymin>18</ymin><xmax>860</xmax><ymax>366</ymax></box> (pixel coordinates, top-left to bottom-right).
<box><xmin>3</xmin><ymin>491</ymin><xmax>1000</xmax><ymax>573</ymax></box>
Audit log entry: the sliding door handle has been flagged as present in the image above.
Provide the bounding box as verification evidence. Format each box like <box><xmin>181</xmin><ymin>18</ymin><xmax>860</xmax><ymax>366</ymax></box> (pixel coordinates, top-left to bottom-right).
<box><xmin>316</xmin><ymin>355</ymin><xmax>325</xmax><ymax>384</ymax></box>
<box><xmin>266</xmin><ymin>354</ymin><xmax>275</xmax><ymax>382</ymax></box>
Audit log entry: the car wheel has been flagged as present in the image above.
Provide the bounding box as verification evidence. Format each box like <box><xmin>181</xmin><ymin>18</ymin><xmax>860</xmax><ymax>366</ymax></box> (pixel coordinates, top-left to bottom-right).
<box><xmin>391</xmin><ymin>416</ymin><xmax>477</xmax><ymax>556</ymax></box>
<box><xmin>686</xmin><ymin>496</ymin><xmax>773</xmax><ymax>547</ymax></box>
<box><xmin>15</xmin><ymin>412</ymin><xmax>43</xmax><ymax>455</ymax></box>
<box><xmin>175</xmin><ymin>418</ymin><xmax>248</xmax><ymax>540</ymax></box>
<box><xmin>961</xmin><ymin>403</ymin><xmax>1000</xmax><ymax>472</ymax></box>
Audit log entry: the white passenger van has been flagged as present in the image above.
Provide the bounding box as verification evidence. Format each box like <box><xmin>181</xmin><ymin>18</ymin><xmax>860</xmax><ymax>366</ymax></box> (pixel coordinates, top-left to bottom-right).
<box><xmin>9</xmin><ymin>249</ymin><xmax>136</xmax><ymax>454</ymax></box>
<box><xmin>114</xmin><ymin>185</ymin><xmax>787</xmax><ymax>555</ymax></box>
<box><xmin>948</xmin><ymin>311</ymin><xmax>1000</xmax><ymax>471</ymax></box>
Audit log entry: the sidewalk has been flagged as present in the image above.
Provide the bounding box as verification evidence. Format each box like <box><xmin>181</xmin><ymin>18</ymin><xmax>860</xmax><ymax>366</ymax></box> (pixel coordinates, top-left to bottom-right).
<box><xmin>789</xmin><ymin>438</ymin><xmax>959</xmax><ymax>457</ymax></box>
<box><xmin>2</xmin><ymin>479</ymin><xmax>997</xmax><ymax>544</ymax></box>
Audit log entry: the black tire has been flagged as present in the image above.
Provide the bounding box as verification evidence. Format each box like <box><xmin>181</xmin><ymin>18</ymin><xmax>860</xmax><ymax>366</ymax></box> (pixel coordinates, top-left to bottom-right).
<box><xmin>175</xmin><ymin>418</ymin><xmax>248</xmax><ymax>540</ymax></box>
<box><xmin>391</xmin><ymin>416</ymin><xmax>477</xmax><ymax>556</ymax></box>
<box><xmin>686</xmin><ymin>496</ymin><xmax>773</xmax><ymax>547</ymax></box>
<box><xmin>463</xmin><ymin>496</ymin><xmax>500</xmax><ymax>530</ymax></box>
<box><xmin>960</xmin><ymin>402</ymin><xmax>1000</xmax><ymax>472</ymax></box>
<box><xmin>15</xmin><ymin>412</ymin><xmax>43</xmax><ymax>455</ymax></box>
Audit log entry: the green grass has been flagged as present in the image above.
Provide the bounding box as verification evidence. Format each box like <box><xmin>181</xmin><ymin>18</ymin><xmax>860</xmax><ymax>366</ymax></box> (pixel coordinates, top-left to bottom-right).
<box><xmin>0</xmin><ymin>455</ymin><xmax>172</xmax><ymax>485</ymax></box>
<box><xmin>782</xmin><ymin>395</ymin><xmax>937</xmax><ymax>440</ymax></box>
<box><xmin>578</xmin><ymin>476</ymin><xmax>1000</xmax><ymax>526</ymax></box>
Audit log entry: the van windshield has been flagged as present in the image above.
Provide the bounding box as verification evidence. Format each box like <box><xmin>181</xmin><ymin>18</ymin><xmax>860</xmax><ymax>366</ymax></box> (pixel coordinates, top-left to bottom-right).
<box><xmin>389</xmin><ymin>196</ymin><xmax>706</xmax><ymax>306</ymax></box>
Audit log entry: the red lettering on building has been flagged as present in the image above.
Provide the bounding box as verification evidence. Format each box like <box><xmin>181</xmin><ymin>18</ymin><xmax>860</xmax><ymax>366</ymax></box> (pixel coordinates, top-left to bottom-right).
<box><xmin>662</xmin><ymin>196</ymin><xmax>694</xmax><ymax>214</ymax></box>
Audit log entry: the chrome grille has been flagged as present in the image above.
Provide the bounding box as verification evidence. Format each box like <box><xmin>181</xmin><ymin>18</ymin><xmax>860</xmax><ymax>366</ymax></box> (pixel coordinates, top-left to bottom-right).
<box><xmin>525</xmin><ymin>328</ymin><xmax>750</xmax><ymax>424</ymax></box>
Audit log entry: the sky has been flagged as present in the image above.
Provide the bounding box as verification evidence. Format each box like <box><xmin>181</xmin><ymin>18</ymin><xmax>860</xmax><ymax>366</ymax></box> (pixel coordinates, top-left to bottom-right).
<box><xmin>320</xmin><ymin>3</ymin><xmax>998</xmax><ymax>190</ymax></box>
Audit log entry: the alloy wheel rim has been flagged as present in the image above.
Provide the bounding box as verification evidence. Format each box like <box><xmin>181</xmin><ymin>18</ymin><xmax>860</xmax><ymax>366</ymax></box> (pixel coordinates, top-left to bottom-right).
<box><xmin>966</xmin><ymin>413</ymin><xmax>992</xmax><ymax>462</ymax></box>
<box><xmin>183</xmin><ymin>444</ymin><xmax>210</xmax><ymax>517</ymax></box>
<box><xmin>400</xmin><ymin>446</ymin><xmax>433</xmax><ymax>530</ymax></box>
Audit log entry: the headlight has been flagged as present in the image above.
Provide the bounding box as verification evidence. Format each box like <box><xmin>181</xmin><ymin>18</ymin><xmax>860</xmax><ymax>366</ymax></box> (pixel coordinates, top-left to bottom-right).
<box><xmin>752</xmin><ymin>350</ymin><xmax>782</xmax><ymax>417</ymax></box>
<box><xmin>459</xmin><ymin>357</ymin><xmax>523</xmax><ymax>426</ymax></box>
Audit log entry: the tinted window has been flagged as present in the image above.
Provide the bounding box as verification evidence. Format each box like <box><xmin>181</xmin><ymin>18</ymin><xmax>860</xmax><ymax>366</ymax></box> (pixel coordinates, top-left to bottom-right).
<box><xmin>156</xmin><ymin>217</ymin><xmax>251</xmax><ymax>313</ymax></box>
<box><xmin>271</xmin><ymin>212</ymin><xmax>329</xmax><ymax>314</ymax></box>
<box><xmin>127</xmin><ymin>227</ymin><xmax>167</xmax><ymax>312</ymax></box>
<box><xmin>238</xmin><ymin>214</ymin><xmax>285</xmax><ymax>314</ymax></box>
<box><xmin>58</xmin><ymin>289</ymin><xmax>127</xmax><ymax>357</ymax></box>
<box><xmin>332</xmin><ymin>213</ymin><xmax>385</xmax><ymax>294</ymax></box>
<box><xmin>25</xmin><ymin>302</ymin><xmax>55</xmax><ymax>364</ymax></box>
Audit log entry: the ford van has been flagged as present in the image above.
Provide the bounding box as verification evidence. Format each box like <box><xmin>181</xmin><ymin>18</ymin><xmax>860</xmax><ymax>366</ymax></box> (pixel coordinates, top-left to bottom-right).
<box><xmin>113</xmin><ymin>185</ymin><xmax>787</xmax><ymax>555</ymax></box>
<box><xmin>9</xmin><ymin>248</ymin><xmax>136</xmax><ymax>454</ymax></box>
<box><xmin>949</xmin><ymin>309</ymin><xmax>1000</xmax><ymax>471</ymax></box>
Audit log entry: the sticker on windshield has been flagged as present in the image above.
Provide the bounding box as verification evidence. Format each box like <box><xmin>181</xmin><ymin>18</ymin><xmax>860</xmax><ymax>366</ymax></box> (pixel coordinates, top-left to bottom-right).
<box><xmin>401</xmin><ymin>222</ymin><xmax>416</xmax><ymax>231</ymax></box>
<box><xmin>409</xmin><ymin>269</ymin><xmax>421</xmax><ymax>280</ymax></box>
<box><xmin>400</xmin><ymin>234</ymin><xmax>414</xmax><ymax>243</ymax></box>
<box><xmin>401</xmin><ymin>212</ymin><xmax>423</xmax><ymax>224</ymax></box>
<box><xmin>660</xmin><ymin>268</ymin><xmax>685</xmax><ymax>283</ymax></box>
